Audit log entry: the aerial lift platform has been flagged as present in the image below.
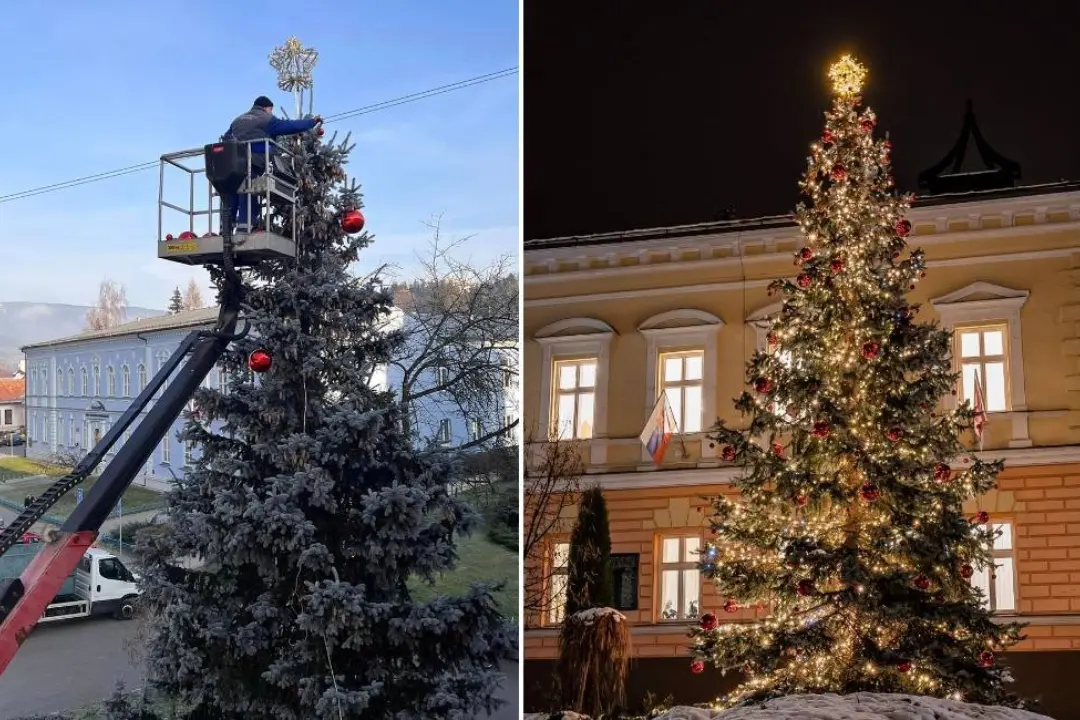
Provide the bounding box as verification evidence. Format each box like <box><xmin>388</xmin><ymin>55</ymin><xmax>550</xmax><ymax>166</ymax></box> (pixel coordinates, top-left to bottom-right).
<box><xmin>0</xmin><ymin>135</ymin><xmax>304</xmax><ymax>675</ymax></box>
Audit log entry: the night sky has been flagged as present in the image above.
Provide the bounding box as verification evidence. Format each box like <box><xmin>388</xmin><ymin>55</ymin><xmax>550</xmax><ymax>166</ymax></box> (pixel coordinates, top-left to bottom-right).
<box><xmin>524</xmin><ymin>1</ymin><xmax>1080</xmax><ymax>240</ymax></box>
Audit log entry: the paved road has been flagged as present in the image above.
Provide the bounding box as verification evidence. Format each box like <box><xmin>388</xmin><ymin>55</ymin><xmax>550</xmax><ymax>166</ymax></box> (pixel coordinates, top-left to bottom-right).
<box><xmin>0</xmin><ymin>616</ymin><xmax>518</xmax><ymax>719</ymax></box>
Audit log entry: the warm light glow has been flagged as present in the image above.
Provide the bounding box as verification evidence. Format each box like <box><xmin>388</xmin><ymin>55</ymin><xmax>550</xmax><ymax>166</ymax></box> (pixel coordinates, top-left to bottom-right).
<box><xmin>828</xmin><ymin>54</ymin><xmax>866</xmax><ymax>97</ymax></box>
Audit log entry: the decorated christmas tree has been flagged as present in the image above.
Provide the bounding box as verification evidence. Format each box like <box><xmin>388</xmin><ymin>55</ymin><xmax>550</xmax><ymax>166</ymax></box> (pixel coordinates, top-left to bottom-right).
<box><xmin>135</xmin><ymin>41</ymin><xmax>514</xmax><ymax>719</ymax></box>
<box><xmin>691</xmin><ymin>56</ymin><xmax>1025</xmax><ymax>709</ymax></box>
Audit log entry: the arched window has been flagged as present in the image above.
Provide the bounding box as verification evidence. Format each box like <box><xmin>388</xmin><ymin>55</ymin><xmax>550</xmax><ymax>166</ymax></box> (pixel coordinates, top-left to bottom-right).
<box><xmin>42</xmin><ymin>369</ymin><xmax>48</xmax><ymax>398</ymax></box>
<box><xmin>92</xmin><ymin>362</ymin><xmax>101</xmax><ymax>397</ymax></box>
<box><xmin>67</xmin><ymin>369</ymin><xmax>74</xmax><ymax>396</ymax></box>
<box><xmin>138</xmin><ymin>364</ymin><xmax>147</xmax><ymax>392</ymax></box>
<box><xmin>80</xmin><ymin>368</ymin><xmax>88</xmax><ymax>397</ymax></box>
<box><xmin>122</xmin><ymin>365</ymin><xmax>131</xmax><ymax>397</ymax></box>
<box><xmin>107</xmin><ymin>366</ymin><xmax>116</xmax><ymax>397</ymax></box>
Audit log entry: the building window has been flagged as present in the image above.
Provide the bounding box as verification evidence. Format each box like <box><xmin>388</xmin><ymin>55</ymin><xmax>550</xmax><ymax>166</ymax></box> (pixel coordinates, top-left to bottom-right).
<box><xmin>435</xmin><ymin>366</ymin><xmax>450</xmax><ymax>386</ymax></box>
<box><xmin>121</xmin><ymin>365</ymin><xmax>131</xmax><ymax>397</ymax></box>
<box><xmin>138</xmin><ymin>364</ymin><xmax>148</xmax><ymax>392</ymax></box>
<box><xmin>971</xmin><ymin>521</ymin><xmax>1017</xmax><ymax>613</ymax></box>
<box><xmin>67</xmin><ymin>369</ymin><xmax>74</xmax><ymax>397</ymax></box>
<box><xmin>500</xmin><ymin>356</ymin><xmax>513</xmax><ymax>388</ymax></box>
<box><xmin>552</xmin><ymin>358</ymin><xmax>597</xmax><ymax>440</ymax></box>
<box><xmin>548</xmin><ymin>541</ymin><xmax>570</xmax><ymax>624</ymax></box>
<box><xmin>217</xmin><ymin>367</ymin><xmax>228</xmax><ymax>394</ymax></box>
<box><xmin>107</xmin><ymin>366</ymin><xmax>116</xmax><ymax>397</ymax></box>
<box><xmin>957</xmin><ymin>325</ymin><xmax>1008</xmax><ymax>412</ymax></box>
<box><xmin>468</xmin><ymin>418</ymin><xmax>483</xmax><ymax>442</ymax></box>
<box><xmin>67</xmin><ymin>418</ymin><xmax>73</xmax><ymax>446</ymax></box>
<box><xmin>437</xmin><ymin>418</ymin><xmax>452</xmax><ymax>444</ymax></box>
<box><xmin>658</xmin><ymin>351</ymin><xmax>704</xmax><ymax>434</ymax></box>
<box><xmin>659</xmin><ymin>535</ymin><xmax>701</xmax><ymax>621</ymax></box>
<box><xmin>3</xmin><ymin>409</ymin><xmax>11</xmax><ymax>425</ymax></box>
<box><xmin>30</xmin><ymin>371</ymin><xmax>36</xmax><ymax>397</ymax></box>
<box><xmin>184</xmin><ymin>441</ymin><xmax>195</xmax><ymax>466</ymax></box>
<box><xmin>80</xmin><ymin>368</ymin><xmax>88</xmax><ymax>397</ymax></box>
<box><xmin>92</xmin><ymin>363</ymin><xmax>101</xmax><ymax>397</ymax></box>
<box><xmin>42</xmin><ymin>369</ymin><xmax>48</xmax><ymax>397</ymax></box>
<box><xmin>161</xmin><ymin>437</ymin><xmax>171</xmax><ymax>464</ymax></box>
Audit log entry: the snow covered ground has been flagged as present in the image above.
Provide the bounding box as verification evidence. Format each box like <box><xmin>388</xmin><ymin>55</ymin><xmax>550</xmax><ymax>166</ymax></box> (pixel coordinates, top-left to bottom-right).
<box><xmin>523</xmin><ymin>693</ymin><xmax>1054</xmax><ymax>720</ymax></box>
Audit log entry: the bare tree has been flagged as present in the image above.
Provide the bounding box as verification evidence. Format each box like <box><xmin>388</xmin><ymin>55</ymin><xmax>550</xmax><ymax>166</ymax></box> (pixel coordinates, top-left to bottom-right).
<box><xmin>524</xmin><ymin>432</ymin><xmax>584</xmax><ymax>626</ymax></box>
<box><xmin>392</xmin><ymin>214</ymin><xmax>519</xmax><ymax>451</ymax></box>
<box><xmin>84</xmin><ymin>280</ymin><xmax>128</xmax><ymax>331</ymax></box>
<box><xmin>182</xmin><ymin>277</ymin><xmax>206</xmax><ymax>310</ymax></box>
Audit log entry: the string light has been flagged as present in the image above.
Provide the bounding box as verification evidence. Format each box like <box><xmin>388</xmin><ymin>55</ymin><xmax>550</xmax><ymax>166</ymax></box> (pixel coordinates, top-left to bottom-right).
<box><xmin>692</xmin><ymin>57</ymin><xmax>1025</xmax><ymax>710</ymax></box>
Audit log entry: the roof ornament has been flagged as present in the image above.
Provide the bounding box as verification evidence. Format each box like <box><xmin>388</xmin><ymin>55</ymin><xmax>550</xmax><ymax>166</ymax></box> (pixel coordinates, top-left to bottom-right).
<box><xmin>917</xmin><ymin>100</ymin><xmax>1021</xmax><ymax>196</ymax></box>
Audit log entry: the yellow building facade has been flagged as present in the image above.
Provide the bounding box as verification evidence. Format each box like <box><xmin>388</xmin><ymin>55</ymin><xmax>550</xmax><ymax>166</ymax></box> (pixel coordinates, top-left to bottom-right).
<box><xmin>522</xmin><ymin>183</ymin><xmax>1080</xmax><ymax>715</ymax></box>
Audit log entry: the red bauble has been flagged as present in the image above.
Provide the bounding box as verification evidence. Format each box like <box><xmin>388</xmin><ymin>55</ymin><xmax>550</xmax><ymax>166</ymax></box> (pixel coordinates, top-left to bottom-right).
<box><xmin>247</xmin><ymin>349</ymin><xmax>273</xmax><ymax>373</ymax></box>
<box><xmin>883</xmin><ymin>140</ymin><xmax>893</xmax><ymax>151</ymax></box>
<box><xmin>895</xmin><ymin>219</ymin><xmax>912</xmax><ymax>237</ymax></box>
<box><xmin>830</xmin><ymin>258</ymin><xmax>844</xmax><ymax>274</ymax></box>
<box><xmin>960</xmin><ymin>564</ymin><xmax>974</xmax><ymax>579</ymax></box>
<box><xmin>766</xmin><ymin>332</ymin><xmax>779</xmax><ymax>347</ymax></box>
<box><xmin>799</xmin><ymin>247</ymin><xmax>814</xmax><ymax>261</ymax></box>
<box><xmin>797</xmin><ymin>274</ymin><xmax>812</xmax><ymax>289</ymax></box>
<box><xmin>822</xmin><ymin>129</ymin><xmax>835</xmax><ymax>145</ymax></box>
<box><xmin>978</xmin><ymin>650</ymin><xmax>995</xmax><ymax>668</ymax></box>
<box><xmin>913</xmin><ymin>574</ymin><xmax>931</xmax><ymax>590</ymax></box>
<box><xmin>860</xmin><ymin>119</ymin><xmax>875</xmax><ymax>132</ymax></box>
<box><xmin>887</xmin><ymin>426</ymin><xmax>905</xmax><ymax>442</ymax></box>
<box><xmin>772</xmin><ymin>442</ymin><xmax>785</xmax><ymax>457</ymax></box>
<box><xmin>975</xmin><ymin>510</ymin><xmax>990</xmax><ymax>524</ymax></box>
<box><xmin>812</xmin><ymin>421</ymin><xmax>831</xmax><ymax>439</ymax></box>
<box><xmin>795</xmin><ymin>494</ymin><xmax>809</xmax><ymax>507</ymax></box>
<box><xmin>831</xmin><ymin>164</ymin><xmax>847</xmax><ymax>181</ymax></box>
<box><xmin>721</xmin><ymin>445</ymin><xmax>737</xmax><ymax>462</ymax></box>
<box><xmin>691</xmin><ymin>659</ymin><xmax>705</xmax><ymax>674</ymax></box>
<box><xmin>164</xmin><ymin>233</ymin><xmax>174</xmax><ymax>241</ymax></box>
<box><xmin>178</xmin><ymin>231</ymin><xmax>198</xmax><ymax>240</ymax></box>
<box><xmin>341</xmin><ymin>209</ymin><xmax>366</xmax><ymax>234</ymax></box>
<box><xmin>897</xmin><ymin>661</ymin><xmax>912</xmax><ymax>673</ymax></box>
<box><xmin>860</xmin><ymin>482</ymin><xmax>880</xmax><ymax>502</ymax></box>
<box><xmin>723</xmin><ymin>599</ymin><xmax>739</xmax><ymax>614</ymax></box>
<box><xmin>316</xmin><ymin>126</ymin><xmax>325</xmax><ymax>136</ymax></box>
<box><xmin>700</xmin><ymin>612</ymin><xmax>718</xmax><ymax>630</ymax></box>
<box><xmin>861</xmin><ymin>341</ymin><xmax>880</xmax><ymax>360</ymax></box>
<box><xmin>754</xmin><ymin>377</ymin><xmax>774</xmax><ymax>393</ymax></box>
<box><xmin>933</xmin><ymin>463</ymin><xmax>952</xmax><ymax>482</ymax></box>
<box><xmin>796</xmin><ymin>579</ymin><xmax>815</xmax><ymax>597</ymax></box>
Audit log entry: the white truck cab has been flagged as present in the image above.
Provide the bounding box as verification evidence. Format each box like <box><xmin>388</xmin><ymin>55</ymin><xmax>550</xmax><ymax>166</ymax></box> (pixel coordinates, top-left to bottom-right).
<box><xmin>40</xmin><ymin>547</ymin><xmax>141</xmax><ymax>623</ymax></box>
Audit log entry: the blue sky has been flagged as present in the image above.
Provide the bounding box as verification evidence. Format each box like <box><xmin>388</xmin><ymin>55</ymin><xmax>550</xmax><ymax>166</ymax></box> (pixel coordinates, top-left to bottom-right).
<box><xmin>0</xmin><ymin>0</ymin><xmax>518</xmax><ymax>309</ymax></box>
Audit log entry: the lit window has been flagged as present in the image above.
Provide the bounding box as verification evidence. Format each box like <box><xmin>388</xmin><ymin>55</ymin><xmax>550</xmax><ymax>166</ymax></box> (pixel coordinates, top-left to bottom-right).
<box><xmin>958</xmin><ymin>325</ymin><xmax>1008</xmax><ymax>412</ymax></box>
<box><xmin>107</xmin><ymin>366</ymin><xmax>116</xmax><ymax>397</ymax></box>
<box><xmin>659</xmin><ymin>351</ymin><xmax>704</xmax><ymax>434</ymax></box>
<box><xmin>971</xmin><ymin>521</ymin><xmax>1017</xmax><ymax>613</ymax></box>
<box><xmin>659</xmin><ymin>535</ymin><xmax>701</xmax><ymax>621</ymax></box>
<box><xmin>548</xmin><ymin>541</ymin><xmax>570</xmax><ymax>624</ymax></box>
<box><xmin>121</xmin><ymin>366</ymin><xmax>131</xmax><ymax>397</ymax></box>
<box><xmin>553</xmin><ymin>358</ymin><xmax>597</xmax><ymax>440</ymax></box>
<box><xmin>138</xmin><ymin>364</ymin><xmax>147</xmax><ymax>392</ymax></box>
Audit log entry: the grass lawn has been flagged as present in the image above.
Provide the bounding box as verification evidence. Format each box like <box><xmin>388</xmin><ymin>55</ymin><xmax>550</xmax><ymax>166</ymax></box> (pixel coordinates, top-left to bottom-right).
<box><xmin>0</xmin><ymin>475</ymin><xmax>164</xmax><ymax>520</ymax></box>
<box><xmin>411</xmin><ymin>528</ymin><xmax>519</xmax><ymax>622</ymax></box>
<box><xmin>0</xmin><ymin>456</ymin><xmax>60</xmax><ymax>478</ymax></box>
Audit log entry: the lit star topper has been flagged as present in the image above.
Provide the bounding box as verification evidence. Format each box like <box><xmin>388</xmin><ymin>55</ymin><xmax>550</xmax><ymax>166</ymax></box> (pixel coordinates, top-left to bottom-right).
<box><xmin>828</xmin><ymin>54</ymin><xmax>867</xmax><ymax>97</ymax></box>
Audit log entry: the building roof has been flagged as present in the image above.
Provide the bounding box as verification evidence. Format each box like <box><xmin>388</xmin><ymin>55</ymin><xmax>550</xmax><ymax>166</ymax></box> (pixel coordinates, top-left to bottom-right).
<box><xmin>0</xmin><ymin>378</ymin><xmax>24</xmax><ymax>404</ymax></box>
<box><xmin>917</xmin><ymin>100</ymin><xmax>1022</xmax><ymax>196</ymax></box>
<box><xmin>21</xmin><ymin>307</ymin><xmax>219</xmax><ymax>352</ymax></box>
<box><xmin>524</xmin><ymin>181</ymin><xmax>1080</xmax><ymax>251</ymax></box>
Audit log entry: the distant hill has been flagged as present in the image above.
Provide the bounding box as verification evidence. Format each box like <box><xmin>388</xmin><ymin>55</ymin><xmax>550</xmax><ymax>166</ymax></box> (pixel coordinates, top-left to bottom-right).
<box><xmin>0</xmin><ymin>302</ymin><xmax>165</xmax><ymax>372</ymax></box>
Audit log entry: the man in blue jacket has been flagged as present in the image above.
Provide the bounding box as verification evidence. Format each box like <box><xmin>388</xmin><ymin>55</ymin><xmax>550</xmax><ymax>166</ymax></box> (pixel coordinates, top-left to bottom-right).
<box><xmin>222</xmin><ymin>96</ymin><xmax>322</xmax><ymax>232</ymax></box>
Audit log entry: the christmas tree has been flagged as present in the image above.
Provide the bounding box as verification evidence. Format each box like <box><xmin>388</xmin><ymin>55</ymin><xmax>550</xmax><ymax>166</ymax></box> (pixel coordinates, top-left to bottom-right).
<box><xmin>167</xmin><ymin>287</ymin><xmax>184</xmax><ymax>314</ymax></box>
<box><xmin>136</xmin><ymin>123</ymin><xmax>514</xmax><ymax>717</ymax></box>
<box><xmin>691</xmin><ymin>56</ymin><xmax>1025</xmax><ymax>709</ymax></box>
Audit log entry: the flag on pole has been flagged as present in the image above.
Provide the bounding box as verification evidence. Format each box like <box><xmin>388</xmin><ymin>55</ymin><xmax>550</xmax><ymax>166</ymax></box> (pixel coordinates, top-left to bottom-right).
<box><xmin>972</xmin><ymin>369</ymin><xmax>987</xmax><ymax>451</ymax></box>
<box><xmin>640</xmin><ymin>393</ymin><xmax>678</xmax><ymax>465</ymax></box>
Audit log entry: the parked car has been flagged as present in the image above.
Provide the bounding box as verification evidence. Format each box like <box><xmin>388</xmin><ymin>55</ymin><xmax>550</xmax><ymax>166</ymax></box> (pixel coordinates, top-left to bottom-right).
<box><xmin>0</xmin><ymin>432</ymin><xmax>24</xmax><ymax>446</ymax></box>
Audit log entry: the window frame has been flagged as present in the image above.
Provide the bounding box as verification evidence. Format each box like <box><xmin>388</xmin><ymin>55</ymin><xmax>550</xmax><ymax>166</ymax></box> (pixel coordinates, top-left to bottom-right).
<box><xmin>535</xmin><ymin>319</ymin><xmax>615</xmax><ymax>465</ymax></box>
<box><xmin>551</xmin><ymin>357</ymin><xmax>599</xmax><ymax>441</ymax></box>
<box><xmin>107</xmin><ymin>366</ymin><xmax>116</xmax><ymax>397</ymax></box>
<box><xmin>437</xmin><ymin>418</ymin><xmax>452</xmax><ymax>444</ymax></box>
<box><xmin>138</xmin><ymin>364</ymin><xmax>148</xmax><ymax>393</ymax></box>
<box><xmin>161</xmin><ymin>437</ymin><xmax>171</xmax><ymax>465</ymax></box>
<box><xmin>121</xmin><ymin>365</ymin><xmax>131</xmax><ymax>397</ymax></box>
<box><xmin>970</xmin><ymin>518</ymin><xmax>1018</xmax><ymax>615</ymax></box>
<box><xmin>955</xmin><ymin>323</ymin><xmax>1010</xmax><ymax>413</ymax></box>
<box><xmin>656</xmin><ymin>533</ymin><xmax>703</xmax><ymax>623</ymax></box>
<box><xmin>547</xmin><ymin>539</ymin><xmax>570</xmax><ymax>626</ymax></box>
<box><xmin>80</xmin><ymin>367</ymin><xmax>88</xmax><ymax>397</ymax></box>
<box><xmin>657</xmin><ymin>349</ymin><xmax>707</xmax><ymax>435</ymax></box>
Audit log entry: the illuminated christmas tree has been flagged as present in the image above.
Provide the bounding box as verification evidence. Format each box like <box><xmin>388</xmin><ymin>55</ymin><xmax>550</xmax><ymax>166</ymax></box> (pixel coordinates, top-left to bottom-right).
<box><xmin>691</xmin><ymin>56</ymin><xmax>1026</xmax><ymax>709</ymax></box>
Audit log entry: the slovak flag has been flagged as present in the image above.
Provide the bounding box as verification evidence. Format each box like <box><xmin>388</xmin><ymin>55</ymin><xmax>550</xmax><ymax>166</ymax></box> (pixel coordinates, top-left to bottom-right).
<box><xmin>972</xmin><ymin>369</ymin><xmax>987</xmax><ymax>446</ymax></box>
<box><xmin>640</xmin><ymin>394</ymin><xmax>678</xmax><ymax>465</ymax></box>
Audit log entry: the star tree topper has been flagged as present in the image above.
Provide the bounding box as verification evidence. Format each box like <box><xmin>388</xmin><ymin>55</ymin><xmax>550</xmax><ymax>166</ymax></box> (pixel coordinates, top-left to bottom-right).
<box><xmin>828</xmin><ymin>54</ymin><xmax>867</xmax><ymax>98</ymax></box>
<box><xmin>269</xmin><ymin>36</ymin><xmax>319</xmax><ymax>117</ymax></box>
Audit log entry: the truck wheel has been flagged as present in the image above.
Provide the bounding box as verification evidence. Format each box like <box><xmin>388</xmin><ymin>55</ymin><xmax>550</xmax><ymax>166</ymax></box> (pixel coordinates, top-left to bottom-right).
<box><xmin>115</xmin><ymin>599</ymin><xmax>137</xmax><ymax>620</ymax></box>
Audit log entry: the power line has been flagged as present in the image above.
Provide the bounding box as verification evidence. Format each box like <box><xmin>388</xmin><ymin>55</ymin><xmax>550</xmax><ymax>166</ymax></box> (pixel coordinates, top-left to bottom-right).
<box><xmin>0</xmin><ymin>67</ymin><xmax>518</xmax><ymax>204</ymax></box>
